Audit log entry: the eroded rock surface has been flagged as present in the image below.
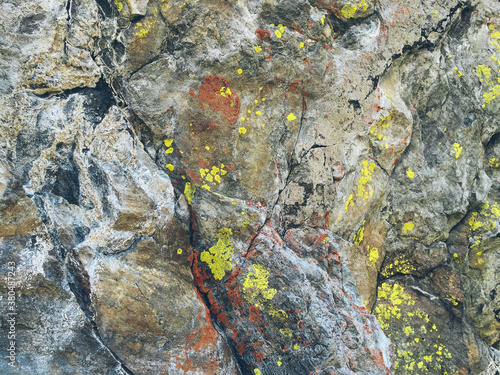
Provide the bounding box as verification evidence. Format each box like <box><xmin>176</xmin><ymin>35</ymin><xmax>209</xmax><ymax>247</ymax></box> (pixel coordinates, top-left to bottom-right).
<box><xmin>2</xmin><ymin>0</ymin><xmax>500</xmax><ymax>374</ymax></box>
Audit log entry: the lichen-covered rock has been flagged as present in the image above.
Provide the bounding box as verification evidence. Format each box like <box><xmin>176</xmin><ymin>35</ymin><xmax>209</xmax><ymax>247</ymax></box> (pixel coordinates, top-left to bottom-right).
<box><xmin>3</xmin><ymin>0</ymin><xmax>500</xmax><ymax>373</ymax></box>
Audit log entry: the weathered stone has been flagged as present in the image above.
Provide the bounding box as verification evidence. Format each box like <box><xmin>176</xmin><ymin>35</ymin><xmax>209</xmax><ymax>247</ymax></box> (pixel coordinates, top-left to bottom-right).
<box><xmin>4</xmin><ymin>0</ymin><xmax>500</xmax><ymax>372</ymax></box>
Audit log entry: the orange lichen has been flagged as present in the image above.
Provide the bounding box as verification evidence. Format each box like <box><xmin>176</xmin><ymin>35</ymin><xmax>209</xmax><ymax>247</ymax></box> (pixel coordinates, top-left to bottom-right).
<box><xmin>198</xmin><ymin>75</ymin><xmax>241</xmax><ymax>124</ymax></box>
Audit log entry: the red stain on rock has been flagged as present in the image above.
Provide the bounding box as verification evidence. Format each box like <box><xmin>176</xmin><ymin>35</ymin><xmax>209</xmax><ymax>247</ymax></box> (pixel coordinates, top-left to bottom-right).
<box><xmin>198</xmin><ymin>75</ymin><xmax>240</xmax><ymax>125</ymax></box>
<box><xmin>248</xmin><ymin>305</ymin><xmax>262</xmax><ymax>325</ymax></box>
<box><xmin>255</xmin><ymin>29</ymin><xmax>271</xmax><ymax>41</ymax></box>
<box><xmin>186</xmin><ymin>307</ymin><xmax>218</xmax><ymax>351</ymax></box>
<box><xmin>226</xmin><ymin>267</ymin><xmax>245</xmax><ymax>313</ymax></box>
<box><xmin>370</xmin><ymin>349</ymin><xmax>390</xmax><ymax>374</ymax></box>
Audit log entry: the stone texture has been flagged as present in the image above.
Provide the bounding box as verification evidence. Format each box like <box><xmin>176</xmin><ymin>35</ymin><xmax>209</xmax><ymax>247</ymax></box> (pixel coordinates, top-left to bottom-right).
<box><xmin>3</xmin><ymin>0</ymin><xmax>500</xmax><ymax>373</ymax></box>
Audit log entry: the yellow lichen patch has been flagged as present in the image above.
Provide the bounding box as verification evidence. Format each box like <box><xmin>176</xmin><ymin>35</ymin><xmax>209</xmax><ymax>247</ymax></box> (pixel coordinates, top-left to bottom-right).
<box><xmin>165</xmin><ymin>147</ymin><xmax>174</xmax><ymax>154</ymax></box>
<box><xmin>268</xmin><ymin>308</ymin><xmax>288</xmax><ymax>321</ymax></box>
<box><xmin>353</xmin><ymin>220</ymin><xmax>365</xmax><ymax>245</ymax></box>
<box><xmin>489</xmin><ymin>157</ymin><xmax>499</xmax><ymax>167</ymax></box>
<box><xmin>199</xmin><ymin>164</ymin><xmax>227</xmax><ymax>188</ymax></box>
<box><xmin>114</xmin><ymin>0</ymin><xmax>123</xmax><ymax>12</ymax></box>
<box><xmin>280</xmin><ymin>328</ymin><xmax>293</xmax><ymax>337</ymax></box>
<box><xmin>357</xmin><ymin>160</ymin><xmax>376</xmax><ymax>201</ymax></box>
<box><xmin>402</xmin><ymin>222</ymin><xmax>414</xmax><ymax>234</ymax></box>
<box><xmin>453</xmin><ymin>143</ymin><xmax>462</xmax><ymax>159</ymax></box>
<box><xmin>345</xmin><ymin>194</ymin><xmax>353</xmax><ymax>212</ymax></box>
<box><xmin>341</xmin><ymin>4</ymin><xmax>357</xmax><ymax>18</ymax></box>
<box><xmin>166</xmin><ymin>164</ymin><xmax>174</xmax><ymax>171</ymax></box>
<box><xmin>277</xmin><ymin>357</ymin><xmax>282</xmax><ymax>366</ymax></box>
<box><xmin>134</xmin><ymin>13</ymin><xmax>160</xmax><ymax>42</ymax></box>
<box><xmin>164</xmin><ymin>139</ymin><xmax>174</xmax><ymax>147</ymax></box>
<box><xmin>254</xmin><ymin>369</ymin><xmax>261</xmax><ymax>375</ymax></box>
<box><xmin>340</xmin><ymin>0</ymin><xmax>368</xmax><ymax>18</ymax></box>
<box><xmin>406</xmin><ymin>167</ymin><xmax>415</xmax><ymax>179</ymax></box>
<box><xmin>374</xmin><ymin>282</ymin><xmax>455</xmax><ymax>374</ymax></box>
<box><xmin>368</xmin><ymin>246</ymin><xmax>379</xmax><ymax>265</ymax></box>
<box><xmin>477</xmin><ymin>64</ymin><xmax>491</xmax><ymax>84</ymax></box>
<box><xmin>243</xmin><ymin>264</ymin><xmax>277</xmax><ymax>301</ymax></box>
<box><xmin>299</xmin><ymin>42</ymin><xmax>304</xmax><ymax>49</ymax></box>
<box><xmin>177</xmin><ymin>248</ymin><xmax>183</xmax><ymax>254</ymax></box>
<box><xmin>454</xmin><ymin>67</ymin><xmax>462</xmax><ymax>77</ymax></box>
<box><xmin>275</xmin><ymin>30</ymin><xmax>282</xmax><ymax>38</ymax></box>
<box><xmin>293</xmin><ymin>343</ymin><xmax>300</xmax><ymax>350</ymax></box>
<box><xmin>184</xmin><ymin>182</ymin><xmax>196</xmax><ymax>205</ymax></box>
<box><xmin>239</xmin><ymin>127</ymin><xmax>247</xmax><ymax>134</ymax></box>
<box><xmin>478</xmin><ymin>29</ymin><xmax>500</xmax><ymax>107</ymax></box>
<box><xmin>469</xmin><ymin>212</ymin><xmax>482</xmax><ymax>231</ymax></box>
<box><xmin>287</xmin><ymin>112</ymin><xmax>297</xmax><ymax>121</ymax></box>
<box><xmin>200</xmin><ymin>228</ymin><xmax>234</xmax><ymax>280</ymax></box>
<box><xmin>238</xmin><ymin>68</ymin><xmax>243</xmax><ymax>74</ymax></box>
<box><xmin>380</xmin><ymin>255</ymin><xmax>416</xmax><ymax>278</ymax></box>
<box><xmin>369</xmin><ymin>113</ymin><xmax>393</xmax><ymax>151</ymax></box>
<box><xmin>254</xmin><ymin>45</ymin><xmax>262</xmax><ymax>53</ymax></box>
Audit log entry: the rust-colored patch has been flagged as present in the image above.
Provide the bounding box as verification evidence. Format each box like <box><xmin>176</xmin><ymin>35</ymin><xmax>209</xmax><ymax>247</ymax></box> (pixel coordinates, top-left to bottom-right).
<box><xmin>186</xmin><ymin>307</ymin><xmax>218</xmax><ymax>351</ymax></box>
<box><xmin>198</xmin><ymin>75</ymin><xmax>240</xmax><ymax>125</ymax></box>
<box><xmin>289</xmin><ymin>79</ymin><xmax>302</xmax><ymax>92</ymax></box>
<box><xmin>248</xmin><ymin>305</ymin><xmax>262</xmax><ymax>325</ymax></box>
<box><xmin>226</xmin><ymin>267</ymin><xmax>245</xmax><ymax>313</ymax></box>
<box><xmin>370</xmin><ymin>349</ymin><xmax>390</xmax><ymax>374</ymax></box>
<box><xmin>255</xmin><ymin>29</ymin><xmax>271</xmax><ymax>41</ymax></box>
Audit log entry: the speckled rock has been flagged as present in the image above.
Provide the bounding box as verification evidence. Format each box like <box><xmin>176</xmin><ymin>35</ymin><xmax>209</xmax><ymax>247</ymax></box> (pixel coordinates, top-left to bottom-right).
<box><xmin>3</xmin><ymin>0</ymin><xmax>500</xmax><ymax>373</ymax></box>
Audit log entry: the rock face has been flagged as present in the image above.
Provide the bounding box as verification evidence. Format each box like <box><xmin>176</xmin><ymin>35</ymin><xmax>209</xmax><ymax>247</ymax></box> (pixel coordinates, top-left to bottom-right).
<box><xmin>2</xmin><ymin>0</ymin><xmax>500</xmax><ymax>374</ymax></box>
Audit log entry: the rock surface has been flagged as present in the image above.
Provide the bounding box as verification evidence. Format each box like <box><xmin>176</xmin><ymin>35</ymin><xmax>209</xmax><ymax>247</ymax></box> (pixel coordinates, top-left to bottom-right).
<box><xmin>2</xmin><ymin>0</ymin><xmax>500</xmax><ymax>374</ymax></box>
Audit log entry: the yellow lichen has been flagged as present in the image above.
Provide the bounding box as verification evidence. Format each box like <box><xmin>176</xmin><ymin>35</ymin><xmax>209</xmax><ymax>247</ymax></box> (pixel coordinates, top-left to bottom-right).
<box><xmin>287</xmin><ymin>112</ymin><xmax>297</xmax><ymax>121</ymax></box>
<box><xmin>368</xmin><ymin>246</ymin><xmax>379</xmax><ymax>265</ymax></box>
<box><xmin>166</xmin><ymin>164</ymin><xmax>174</xmax><ymax>171</ymax></box>
<box><xmin>184</xmin><ymin>182</ymin><xmax>195</xmax><ymax>204</ymax></box>
<box><xmin>477</xmin><ymin>64</ymin><xmax>491</xmax><ymax>84</ymax></box>
<box><xmin>199</xmin><ymin>164</ymin><xmax>227</xmax><ymax>188</ymax></box>
<box><xmin>280</xmin><ymin>328</ymin><xmax>293</xmax><ymax>337</ymax></box>
<box><xmin>239</xmin><ymin>127</ymin><xmax>247</xmax><ymax>134</ymax></box>
<box><xmin>254</xmin><ymin>45</ymin><xmax>262</xmax><ymax>53</ymax></box>
<box><xmin>177</xmin><ymin>248</ymin><xmax>183</xmax><ymax>254</ymax></box>
<box><xmin>200</xmin><ymin>228</ymin><xmax>234</xmax><ymax>280</ymax></box>
<box><xmin>354</xmin><ymin>220</ymin><xmax>365</xmax><ymax>245</ymax></box>
<box><xmin>134</xmin><ymin>15</ymin><xmax>160</xmax><ymax>42</ymax></box>
<box><xmin>374</xmin><ymin>283</ymin><xmax>455</xmax><ymax>374</ymax></box>
<box><xmin>406</xmin><ymin>167</ymin><xmax>415</xmax><ymax>179</ymax></box>
<box><xmin>345</xmin><ymin>194</ymin><xmax>353</xmax><ymax>212</ymax></box>
<box><xmin>114</xmin><ymin>0</ymin><xmax>123</xmax><ymax>12</ymax></box>
<box><xmin>402</xmin><ymin>222</ymin><xmax>414</xmax><ymax>234</ymax></box>
<box><xmin>254</xmin><ymin>369</ymin><xmax>261</xmax><ymax>375</ymax></box>
<box><xmin>243</xmin><ymin>264</ymin><xmax>277</xmax><ymax>301</ymax></box>
<box><xmin>341</xmin><ymin>4</ymin><xmax>357</xmax><ymax>18</ymax></box>
<box><xmin>489</xmin><ymin>157</ymin><xmax>499</xmax><ymax>167</ymax></box>
<box><xmin>164</xmin><ymin>139</ymin><xmax>174</xmax><ymax>147</ymax></box>
<box><xmin>357</xmin><ymin>160</ymin><xmax>376</xmax><ymax>200</ymax></box>
<box><xmin>453</xmin><ymin>143</ymin><xmax>462</xmax><ymax>159</ymax></box>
